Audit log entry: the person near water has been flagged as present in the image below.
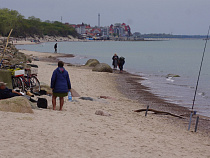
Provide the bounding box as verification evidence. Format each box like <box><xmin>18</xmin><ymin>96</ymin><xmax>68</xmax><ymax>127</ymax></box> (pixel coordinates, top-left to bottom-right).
<box><xmin>54</xmin><ymin>43</ymin><xmax>57</xmax><ymax>53</ymax></box>
<box><xmin>118</xmin><ymin>56</ymin><xmax>125</xmax><ymax>72</ymax></box>
<box><xmin>0</xmin><ymin>82</ymin><xmax>22</xmax><ymax>100</ymax></box>
<box><xmin>50</xmin><ymin>61</ymin><xmax>71</xmax><ymax>110</ymax></box>
<box><xmin>112</xmin><ymin>53</ymin><xmax>119</xmax><ymax>69</ymax></box>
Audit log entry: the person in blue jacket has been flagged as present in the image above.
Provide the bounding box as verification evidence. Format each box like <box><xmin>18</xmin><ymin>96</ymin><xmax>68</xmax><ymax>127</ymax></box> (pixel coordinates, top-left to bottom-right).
<box><xmin>50</xmin><ymin>61</ymin><xmax>71</xmax><ymax>110</ymax></box>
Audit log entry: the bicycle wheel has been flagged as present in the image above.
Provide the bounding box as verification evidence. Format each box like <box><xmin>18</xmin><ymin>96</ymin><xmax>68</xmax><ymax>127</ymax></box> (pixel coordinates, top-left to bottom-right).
<box><xmin>12</xmin><ymin>77</ymin><xmax>25</xmax><ymax>92</ymax></box>
<box><xmin>30</xmin><ymin>76</ymin><xmax>40</xmax><ymax>92</ymax></box>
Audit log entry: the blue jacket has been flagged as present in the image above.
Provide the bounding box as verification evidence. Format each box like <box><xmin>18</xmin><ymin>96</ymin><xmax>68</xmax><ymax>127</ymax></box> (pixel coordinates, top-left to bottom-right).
<box><xmin>50</xmin><ymin>67</ymin><xmax>71</xmax><ymax>93</ymax></box>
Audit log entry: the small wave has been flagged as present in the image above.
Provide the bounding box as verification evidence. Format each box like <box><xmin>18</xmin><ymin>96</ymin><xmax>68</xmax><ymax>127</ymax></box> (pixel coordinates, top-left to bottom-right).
<box><xmin>166</xmin><ymin>77</ymin><xmax>174</xmax><ymax>82</ymax></box>
<box><xmin>197</xmin><ymin>92</ymin><xmax>210</xmax><ymax>99</ymax></box>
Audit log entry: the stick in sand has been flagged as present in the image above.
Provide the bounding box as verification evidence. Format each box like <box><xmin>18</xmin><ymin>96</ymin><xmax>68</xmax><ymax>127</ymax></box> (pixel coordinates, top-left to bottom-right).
<box><xmin>0</xmin><ymin>29</ymin><xmax>13</xmax><ymax>63</ymax></box>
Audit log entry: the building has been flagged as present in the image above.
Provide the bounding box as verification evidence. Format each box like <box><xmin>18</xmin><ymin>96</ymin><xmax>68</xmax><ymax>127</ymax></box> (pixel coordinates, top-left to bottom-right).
<box><xmin>110</xmin><ymin>23</ymin><xmax>131</xmax><ymax>37</ymax></box>
<box><xmin>68</xmin><ymin>22</ymin><xmax>132</xmax><ymax>39</ymax></box>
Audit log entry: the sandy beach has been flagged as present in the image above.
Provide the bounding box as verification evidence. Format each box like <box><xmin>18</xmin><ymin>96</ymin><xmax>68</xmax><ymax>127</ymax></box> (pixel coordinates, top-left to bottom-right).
<box><xmin>0</xmin><ymin>49</ymin><xmax>210</xmax><ymax>158</ymax></box>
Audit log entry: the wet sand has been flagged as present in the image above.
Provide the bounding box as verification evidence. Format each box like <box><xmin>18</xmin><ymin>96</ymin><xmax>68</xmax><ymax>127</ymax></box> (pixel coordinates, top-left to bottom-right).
<box><xmin>115</xmin><ymin>70</ymin><xmax>210</xmax><ymax>136</ymax></box>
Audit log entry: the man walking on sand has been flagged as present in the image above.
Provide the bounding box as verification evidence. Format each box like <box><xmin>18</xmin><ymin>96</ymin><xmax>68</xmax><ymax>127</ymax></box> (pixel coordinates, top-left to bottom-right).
<box><xmin>54</xmin><ymin>43</ymin><xmax>57</xmax><ymax>53</ymax></box>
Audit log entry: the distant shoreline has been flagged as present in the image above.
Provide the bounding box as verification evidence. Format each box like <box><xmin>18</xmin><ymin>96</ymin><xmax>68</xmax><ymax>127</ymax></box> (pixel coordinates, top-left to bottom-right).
<box><xmin>1</xmin><ymin>35</ymin><xmax>206</xmax><ymax>47</ymax></box>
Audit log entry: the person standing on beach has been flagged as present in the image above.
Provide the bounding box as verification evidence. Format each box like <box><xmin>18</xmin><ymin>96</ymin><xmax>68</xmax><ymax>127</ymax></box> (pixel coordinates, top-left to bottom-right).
<box><xmin>118</xmin><ymin>56</ymin><xmax>125</xmax><ymax>72</ymax></box>
<box><xmin>50</xmin><ymin>61</ymin><xmax>71</xmax><ymax>110</ymax></box>
<box><xmin>112</xmin><ymin>53</ymin><xmax>119</xmax><ymax>69</ymax></box>
<box><xmin>54</xmin><ymin>43</ymin><xmax>57</xmax><ymax>53</ymax></box>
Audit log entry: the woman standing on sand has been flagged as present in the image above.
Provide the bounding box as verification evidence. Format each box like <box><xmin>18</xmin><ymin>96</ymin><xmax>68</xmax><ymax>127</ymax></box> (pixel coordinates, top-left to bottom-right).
<box><xmin>50</xmin><ymin>61</ymin><xmax>71</xmax><ymax>110</ymax></box>
<box><xmin>112</xmin><ymin>53</ymin><xmax>119</xmax><ymax>69</ymax></box>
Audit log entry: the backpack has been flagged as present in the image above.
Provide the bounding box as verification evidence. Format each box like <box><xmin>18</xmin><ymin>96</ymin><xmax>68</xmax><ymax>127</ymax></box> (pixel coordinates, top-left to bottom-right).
<box><xmin>37</xmin><ymin>98</ymin><xmax>48</xmax><ymax>109</ymax></box>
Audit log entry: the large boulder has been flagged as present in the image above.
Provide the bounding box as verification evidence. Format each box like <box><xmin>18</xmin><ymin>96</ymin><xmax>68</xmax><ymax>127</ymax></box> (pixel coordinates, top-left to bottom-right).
<box><xmin>92</xmin><ymin>63</ymin><xmax>113</xmax><ymax>73</ymax></box>
<box><xmin>85</xmin><ymin>59</ymin><xmax>100</xmax><ymax>67</ymax></box>
<box><xmin>0</xmin><ymin>96</ymin><xmax>33</xmax><ymax>113</ymax></box>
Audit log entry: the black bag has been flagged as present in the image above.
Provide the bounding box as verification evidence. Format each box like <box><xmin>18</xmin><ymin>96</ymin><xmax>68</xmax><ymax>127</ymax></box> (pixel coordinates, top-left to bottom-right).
<box><xmin>37</xmin><ymin>98</ymin><xmax>48</xmax><ymax>109</ymax></box>
<box><xmin>39</xmin><ymin>90</ymin><xmax>47</xmax><ymax>95</ymax></box>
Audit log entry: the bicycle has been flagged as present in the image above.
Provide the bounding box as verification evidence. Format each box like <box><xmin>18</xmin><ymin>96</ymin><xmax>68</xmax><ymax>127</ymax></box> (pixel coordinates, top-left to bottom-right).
<box><xmin>0</xmin><ymin>60</ymin><xmax>24</xmax><ymax>91</ymax></box>
<box><xmin>0</xmin><ymin>60</ymin><xmax>40</xmax><ymax>93</ymax></box>
<box><xmin>12</xmin><ymin>68</ymin><xmax>40</xmax><ymax>93</ymax></box>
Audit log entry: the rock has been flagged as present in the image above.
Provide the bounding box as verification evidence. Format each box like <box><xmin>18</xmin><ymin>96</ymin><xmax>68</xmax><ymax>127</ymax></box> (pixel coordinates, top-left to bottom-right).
<box><xmin>67</xmin><ymin>63</ymin><xmax>74</xmax><ymax>66</ymax></box>
<box><xmin>95</xmin><ymin>110</ymin><xmax>111</xmax><ymax>116</ymax></box>
<box><xmin>0</xmin><ymin>96</ymin><xmax>33</xmax><ymax>113</ymax></box>
<box><xmin>92</xmin><ymin>63</ymin><xmax>113</xmax><ymax>73</ymax></box>
<box><xmin>166</xmin><ymin>74</ymin><xmax>180</xmax><ymax>77</ymax></box>
<box><xmin>85</xmin><ymin>59</ymin><xmax>100</xmax><ymax>67</ymax></box>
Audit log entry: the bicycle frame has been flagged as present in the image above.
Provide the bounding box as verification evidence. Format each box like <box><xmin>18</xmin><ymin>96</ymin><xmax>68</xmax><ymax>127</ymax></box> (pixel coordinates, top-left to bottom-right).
<box><xmin>22</xmin><ymin>74</ymin><xmax>37</xmax><ymax>90</ymax></box>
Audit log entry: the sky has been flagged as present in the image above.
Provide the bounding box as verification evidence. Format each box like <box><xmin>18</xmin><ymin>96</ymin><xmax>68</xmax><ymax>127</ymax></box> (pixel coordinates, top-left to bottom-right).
<box><xmin>1</xmin><ymin>0</ymin><xmax>210</xmax><ymax>35</ymax></box>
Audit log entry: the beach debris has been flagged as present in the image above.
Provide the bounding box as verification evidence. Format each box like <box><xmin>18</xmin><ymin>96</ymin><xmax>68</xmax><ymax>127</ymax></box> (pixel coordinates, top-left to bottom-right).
<box><xmin>79</xmin><ymin>97</ymin><xmax>94</xmax><ymax>101</ymax></box>
<box><xmin>133</xmin><ymin>108</ymin><xmax>184</xmax><ymax>119</ymax></box>
<box><xmin>85</xmin><ymin>59</ymin><xmax>100</xmax><ymax>67</ymax></box>
<box><xmin>99</xmin><ymin>96</ymin><xmax>117</xmax><ymax>100</ymax></box>
<box><xmin>0</xmin><ymin>96</ymin><xmax>33</xmax><ymax>113</ymax></box>
<box><xmin>95</xmin><ymin>110</ymin><xmax>112</xmax><ymax>116</ymax></box>
<box><xmin>92</xmin><ymin>63</ymin><xmax>113</xmax><ymax>73</ymax></box>
<box><xmin>71</xmin><ymin>88</ymin><xmax>80</xmax><ymax>97</ymax></box>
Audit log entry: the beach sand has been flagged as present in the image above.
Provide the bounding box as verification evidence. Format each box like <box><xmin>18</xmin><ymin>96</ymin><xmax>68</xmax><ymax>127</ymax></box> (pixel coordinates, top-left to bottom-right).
<box><xmin>0</xmin><ymin>50</ymin><xmax>209</xmax><ymax>158</ymax></box>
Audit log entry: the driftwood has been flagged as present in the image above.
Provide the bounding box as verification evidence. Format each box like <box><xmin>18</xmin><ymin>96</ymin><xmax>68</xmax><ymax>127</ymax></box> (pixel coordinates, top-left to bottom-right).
<box><xmin>134</xmin><ymin>108</ymin><xmax>184</xmax><ymax>119</ymax></box>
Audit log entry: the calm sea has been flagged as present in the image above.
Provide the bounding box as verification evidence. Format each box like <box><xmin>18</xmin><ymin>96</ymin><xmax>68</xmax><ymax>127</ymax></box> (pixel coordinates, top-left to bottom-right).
<box><xmin>16</xmin><ymin>39</ymin><xmax>210</xmax><ymax>117</ymax></box>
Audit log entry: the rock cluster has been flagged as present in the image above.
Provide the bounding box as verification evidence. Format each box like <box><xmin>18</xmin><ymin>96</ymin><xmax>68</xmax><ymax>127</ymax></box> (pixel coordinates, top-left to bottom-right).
<box><xmin>85</xmin><ymin>59</ymin><xmax>113</xmax><ymax>73</ymax></box>
<box><xmin>92</xmin><ymin>63</ymin><xmax>113</xmax><ymax>73</ymax></box>
<box><xmin>85</xmin><ymin>59</ymin><xmax>100</xmax><ymax>67</ymax></box>
<box><xmin>0</xmin><ymin>39</ymin><xmax>32</xmax><ymax>68</ymax></box>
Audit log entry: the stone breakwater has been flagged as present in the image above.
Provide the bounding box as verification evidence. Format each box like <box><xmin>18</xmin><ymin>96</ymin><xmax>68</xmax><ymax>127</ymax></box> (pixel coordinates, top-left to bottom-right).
<box><xmin>0</xmin><ymin>39</ymin><xmax>32</xmax><ymax>68</ymax></box>
<box><xmin>0</xmin><ymin>39</ymin><xmax>33</xmax><ymax>88</ymax></box>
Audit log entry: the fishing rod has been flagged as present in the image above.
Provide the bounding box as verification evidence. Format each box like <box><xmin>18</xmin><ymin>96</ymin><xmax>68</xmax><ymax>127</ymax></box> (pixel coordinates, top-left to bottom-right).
<box><xmin>188</xmin><ymin>26</ymin><xmax>210</xmax><ymax>131</ymax></box>
<box><xmin>191</xmin><ymin>26</ymin><xmax>210</xmax><ymax>110</ymax></box>
<box><xmin>0</xmin><ymin>29</ymin><xmax>13</xmax><ymax>66</ymax></box>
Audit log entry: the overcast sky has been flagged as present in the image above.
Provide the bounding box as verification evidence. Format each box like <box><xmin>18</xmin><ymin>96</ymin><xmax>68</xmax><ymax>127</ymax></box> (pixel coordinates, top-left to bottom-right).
<box><xmin>1</xmin><ymin>0</ymin><xmax>210</xmax><ymax>35</ymax></box>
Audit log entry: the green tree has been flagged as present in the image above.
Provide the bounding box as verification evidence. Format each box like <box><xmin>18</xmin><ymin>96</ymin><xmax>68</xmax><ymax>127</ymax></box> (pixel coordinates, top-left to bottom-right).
<box><xmin>0</xmin><ymin>8</ymin><xmax>78</xmax><ymax>38</ymax></box>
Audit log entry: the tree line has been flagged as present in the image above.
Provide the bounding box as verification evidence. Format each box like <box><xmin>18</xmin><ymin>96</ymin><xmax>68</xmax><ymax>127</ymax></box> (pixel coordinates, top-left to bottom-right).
<box><xmin>0</xmin><ymin>8</ymin><xmax>78</xmax><ymax>38</ymax></box>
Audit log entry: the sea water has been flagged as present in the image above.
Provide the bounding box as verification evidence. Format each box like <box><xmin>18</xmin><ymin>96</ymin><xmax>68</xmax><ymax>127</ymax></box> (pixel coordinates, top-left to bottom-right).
<box><xmin>16</xmin><ymin>39</ymin><xmax>210</xmax><ymax>117</ymax></box>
